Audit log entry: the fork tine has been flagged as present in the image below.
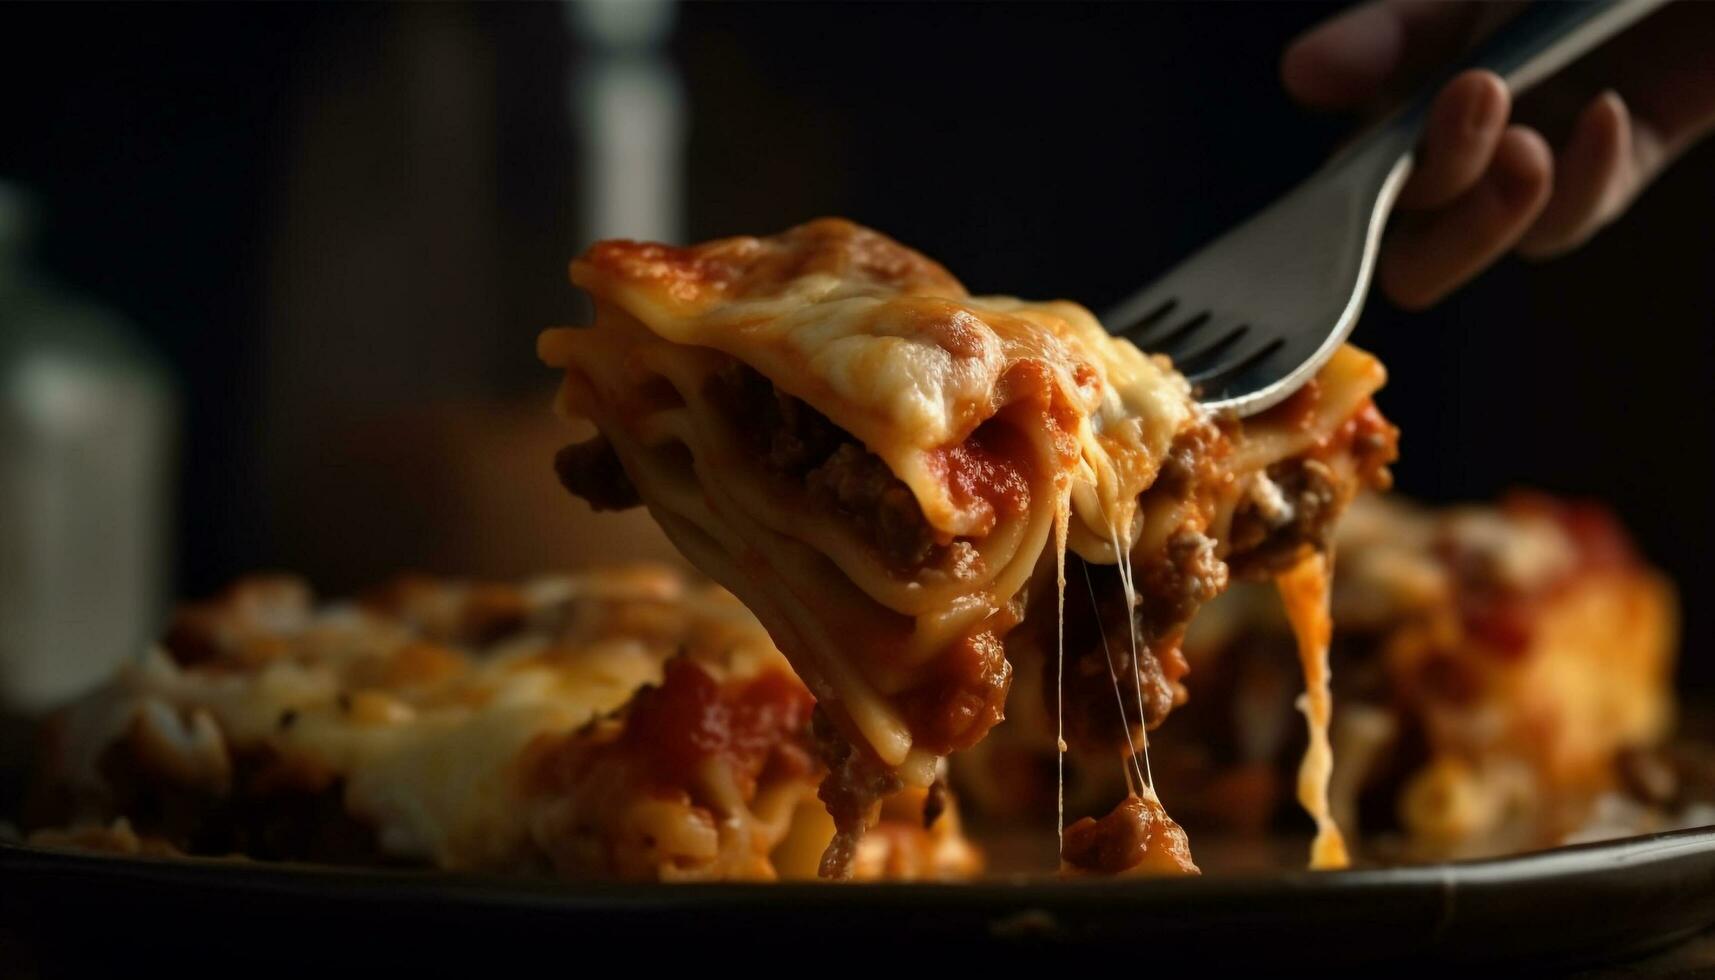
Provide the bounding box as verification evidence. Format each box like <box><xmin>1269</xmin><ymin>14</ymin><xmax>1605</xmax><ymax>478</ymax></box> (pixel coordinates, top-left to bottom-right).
<box><xmin>1113</xmin><ymin>297</ymin><xmax>1177</xmax><ymax>341</ymax></box>
<box><xmin>1186</xmin><ymin>336</ymin><xmax>1284</xmax><ymax>388</ymax></box>
<box><xmin>1137</xmin><ymin>310</ymin><xmax>1210</xmax><ymax>353</ymax></box>
<box><xmin>1111</xmin><ymin>295</ymin><xmax>1179</xmax><ymax>332</ymax></box>
<box><xmin>1170</xmin><ymin>323</ymin><xmax>1249</xmax><ymax>373</ymax></box>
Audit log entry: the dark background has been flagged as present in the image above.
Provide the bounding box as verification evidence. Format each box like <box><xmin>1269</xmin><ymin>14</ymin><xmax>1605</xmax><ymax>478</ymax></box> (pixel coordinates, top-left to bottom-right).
<box><xmin>4</xmin><ymin>1</ymin><xmax>1712</xmax><ymax>684</ymax></box>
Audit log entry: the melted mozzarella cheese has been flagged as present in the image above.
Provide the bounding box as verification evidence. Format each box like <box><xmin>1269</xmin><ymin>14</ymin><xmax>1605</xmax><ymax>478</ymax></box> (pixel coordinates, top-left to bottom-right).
<box><xmin>540</xmin><ymin>219</ymin><xmax>1190</xmax><ymax>553</ymax></box>
<box><xmin>53</xmin><ymin>570</ymin><xmax>784</xmax><ymax>869</ymax></box>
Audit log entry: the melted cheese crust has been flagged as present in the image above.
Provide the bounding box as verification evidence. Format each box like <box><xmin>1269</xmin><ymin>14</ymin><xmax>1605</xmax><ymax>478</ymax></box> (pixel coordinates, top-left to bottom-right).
<box><xmin>542</xmin><ymin>218</ymin><xmax>1188</xmax><ymax>558</ymax></box>
<box><xmin>542</xmin><ymin>219</ymin><xmax>1401</xmax><ymax>876</ymax></box>
<box><xmin>46</xmin><ymin>569</ymin><xmax>754</xmax><ymax>866</ymax></box>
<box><xmin>1349</xmin><ymin>494</ymin><xmax>1677</xmax><ymax>858</ymax></box>
<box><xmin>540</xmin><ymin>220</ymin><xmax>1198</xmax><ymax>777</ymax></box>
<box><xmin>37</xmin><ymin>567</ymin><xmax>979</xmax><ymax>881</ymax></box>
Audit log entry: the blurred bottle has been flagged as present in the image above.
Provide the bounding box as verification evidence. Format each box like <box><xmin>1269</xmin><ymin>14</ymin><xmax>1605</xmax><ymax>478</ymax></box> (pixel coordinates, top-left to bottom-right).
<box><xmin>0</xmin><ymin>182</ymin><xmax>175</xmax><ymax>716</ymax></box>
<box><xmin>568</xmin><ymin>0</ymin><xmax>684</xmax><ymax>246</ymax></box>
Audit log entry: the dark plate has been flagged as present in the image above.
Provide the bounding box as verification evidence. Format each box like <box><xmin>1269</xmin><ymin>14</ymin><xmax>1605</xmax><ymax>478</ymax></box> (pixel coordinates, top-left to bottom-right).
<box><xmin>6</xmin><ymin>828</ymin><xmax>1715</xmax><ymax>973</ymax></box>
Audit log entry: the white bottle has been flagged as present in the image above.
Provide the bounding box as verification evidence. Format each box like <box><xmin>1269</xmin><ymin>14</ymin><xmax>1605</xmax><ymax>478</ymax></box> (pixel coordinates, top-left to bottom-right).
<box><xmin>0</xmin><ymin>182</ymin><xmax>175</xmax><ymax>716</ymax></box>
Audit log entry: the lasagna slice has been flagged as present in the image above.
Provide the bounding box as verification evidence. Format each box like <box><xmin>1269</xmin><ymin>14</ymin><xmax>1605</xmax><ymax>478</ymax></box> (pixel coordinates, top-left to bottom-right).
<box><xmin>1141</xmin><ymin>492</ymin><xmax>1680</xmax><ymax>860</ymax></box>
<box><xmin>29</xmin><ymin>567</ymin><xmax>979</xmax><ymax>882</ymax></box>
<box><xmin>541</xmin><ymin>219</ymin><xmax>1395</xmax><ymax>876</ymax></box>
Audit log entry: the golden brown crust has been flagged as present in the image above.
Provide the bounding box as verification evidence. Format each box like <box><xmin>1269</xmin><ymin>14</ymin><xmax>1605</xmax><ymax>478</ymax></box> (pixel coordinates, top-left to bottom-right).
<box><xmin>546</xmin><ymin>220</ymin><xmax>1405</xmax><ymax>877</ymax></box>
<box><xmin>574</xmin><ymin>218</ymin><xmax>965</xmax><ymax>314</ymax></box>
<box><xmin>1130</xmin><ymin>492</ymin><xmax>1677</xmax><ymax>862</ymax></box>
<box><xmin>545</xmin><ymin>219</ymin><xmax>1218</xmax><ymax>876</ymax></box>
<box><xmin>34</xmin><ymin>566</ymin><xmax>985</xmax><ymax>882</ymax></box>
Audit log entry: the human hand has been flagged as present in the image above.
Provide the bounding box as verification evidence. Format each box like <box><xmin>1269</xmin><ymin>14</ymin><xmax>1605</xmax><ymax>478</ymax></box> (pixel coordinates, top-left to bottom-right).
<box><xmin>1282</xmin><ymin>0</ymin><xmax>1715</xmax><ymax>309</ymax></box>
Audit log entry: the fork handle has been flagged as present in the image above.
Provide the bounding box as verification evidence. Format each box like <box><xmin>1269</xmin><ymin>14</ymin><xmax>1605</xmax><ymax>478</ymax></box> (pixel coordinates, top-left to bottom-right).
<box><xmin>1340</xmin><ymin>0</ymin><xmax>1669</xmax><ymax>166</ymax></box>
<box><xmin>1456</xmin><ymin>0</ymin><xmax>1668</xmax><ymax>96</ymax></box>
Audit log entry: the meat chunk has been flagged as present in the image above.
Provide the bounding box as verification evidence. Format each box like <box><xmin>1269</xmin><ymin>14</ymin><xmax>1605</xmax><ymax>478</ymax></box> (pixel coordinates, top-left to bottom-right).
<box><xmin>707</xmin><ymin>362</ymin><xmax>940</xmax><ymax>571</ymax></box>
<box><xmin>1225</xmin><ymin>458</ymin><xmax>1341</xmax><ymax>580</ymax></box>
<box><xmin>807</xmin><ymin>444</ymin><xmax>937</xmax><ymax>569</ymax></box>
<box><xmin>765</xmin><ymin>387</ymin><xmax>846</xmax><ymax>475</ymax></box>
<box><xmin>1061</xmin><ymin>791</ymin><xmax>1199</xmax><ymax>876</ymax></box>
<box><xmin>812</xmin><ymin>708</ymin><xmax>903</xmax><ymax>880</ymax></box>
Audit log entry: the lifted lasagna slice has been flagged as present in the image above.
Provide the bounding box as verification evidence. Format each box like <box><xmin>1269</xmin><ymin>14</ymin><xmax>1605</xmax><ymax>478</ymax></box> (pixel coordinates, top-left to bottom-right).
<box><xmin>541</xmin><ymin>219</ymin><xmax>1395</xmax><ymax>876</ymax></box>
<box><xmin>30</xmin><ymin>567</ymin><xmax>978</xmax><ymax>882</ymax></box>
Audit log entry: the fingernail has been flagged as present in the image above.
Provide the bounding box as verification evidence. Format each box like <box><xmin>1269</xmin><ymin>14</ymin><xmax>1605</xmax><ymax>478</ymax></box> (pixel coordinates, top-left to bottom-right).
<box><xmin>1465</xmin><ymin>77</ymin><xmax>1504</xmax><ymax>135</ymax></box>
<box><xmin>1594</xmin><ymin>89</ymin><xmax>1629</xmax><ymax>131</ymax></box>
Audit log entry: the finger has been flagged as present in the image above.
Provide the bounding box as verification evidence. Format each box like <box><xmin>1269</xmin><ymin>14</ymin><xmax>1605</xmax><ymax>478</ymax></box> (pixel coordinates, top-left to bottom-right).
<box><xmin>1582</xmin><ymin>1</ymin><xmax>1715</xmax><ymax>158</ymax></box>
<box><xmin>1380</xmin><ymin>126</ymin><xmax>1553</xmax><ymax>310</ymax></box>
<box><xmin>1519</xmin><ymin>92</ymin><xmax>1633</xmax><ymax>259</ymax></box>
<box><xmin>1283</xmin><ymin>1</ymin><xmax>1408</xmax><ymax>111</ymax></box>
<box><xmin>1282</xmin><ymin>0</ymin><xmax>1486</xmax><ymax>111</ymax></box>
<box><xmin>1396</xmin><ymin>70</ymin><xmax>1509</xmax><ymax>210</ymax></box>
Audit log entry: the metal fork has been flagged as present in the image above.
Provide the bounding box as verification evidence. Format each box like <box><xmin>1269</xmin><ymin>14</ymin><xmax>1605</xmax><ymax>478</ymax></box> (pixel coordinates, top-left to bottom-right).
<box><xmin>1107</xmin><ymin>0</ymin><xmax>1666</xmax><ymax>416</ymax></box>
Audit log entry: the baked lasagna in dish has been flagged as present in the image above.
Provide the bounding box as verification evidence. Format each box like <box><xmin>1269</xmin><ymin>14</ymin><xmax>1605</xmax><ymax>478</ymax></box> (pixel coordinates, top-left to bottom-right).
<box><xmin>1042</xmin><ymin>492</ymin><xmax>1684</xmax><ymax>861</ymax></box>
<box><xmin>28</xmin><ymin>566</ymin><xmax>979</xmax><ymax>882</ymax></box>
<box><xmin>540</xmin><ymin>218</ymin><xmax>1397</xmax><ymax>876</ymax></box>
